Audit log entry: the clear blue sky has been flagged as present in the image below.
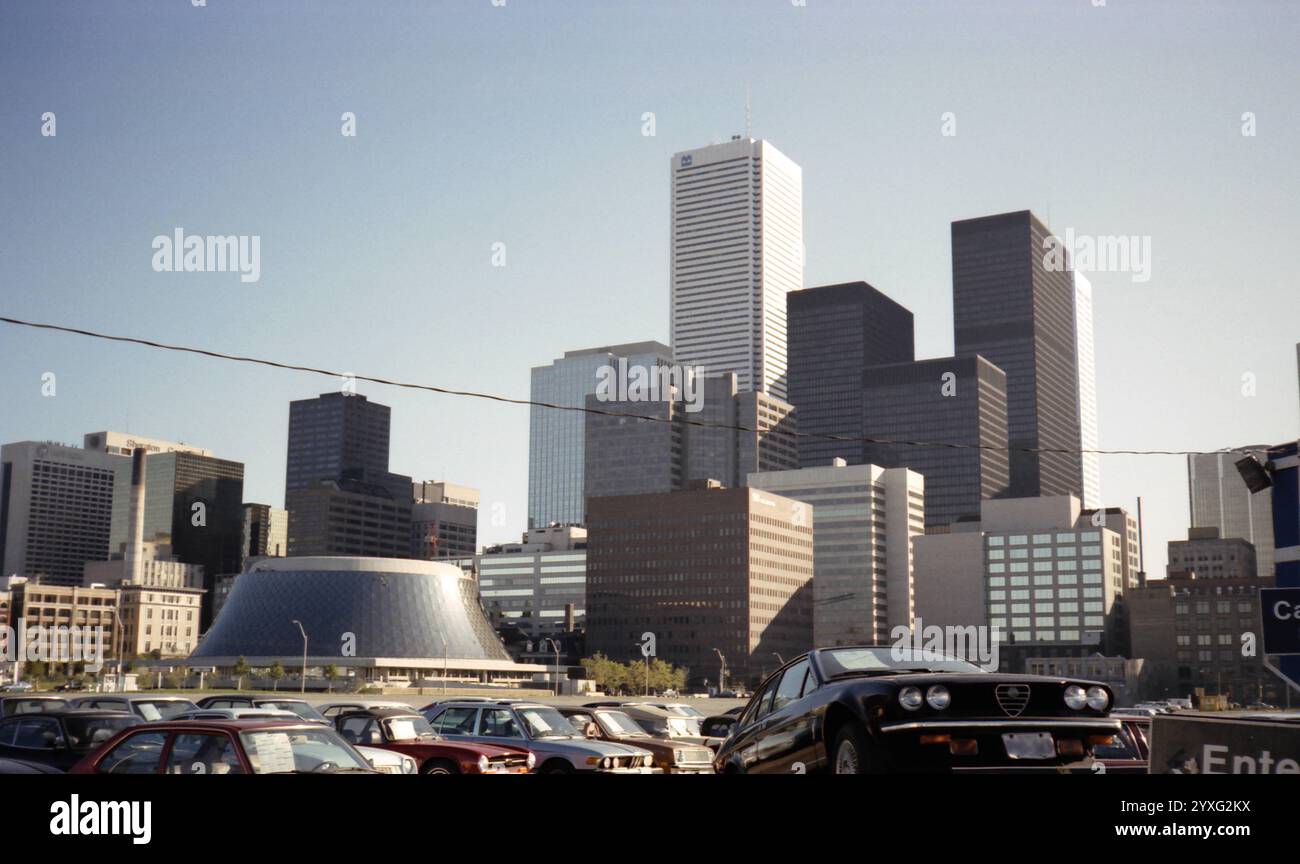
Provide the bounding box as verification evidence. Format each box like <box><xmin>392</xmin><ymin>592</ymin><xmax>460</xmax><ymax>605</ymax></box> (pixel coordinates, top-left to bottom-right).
<box><xmin>1</xmin><ymin>1</ymin><xmax>1297</xmax><ymax>578</ymax></box>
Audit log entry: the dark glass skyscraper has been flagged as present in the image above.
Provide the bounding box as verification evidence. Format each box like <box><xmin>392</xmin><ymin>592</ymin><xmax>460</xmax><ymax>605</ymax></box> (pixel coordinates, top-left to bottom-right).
<box><xmin>285</xmin><ymin>392</ymin><xmax>411</xmax><ymax>559</ymax></box>
<box><xmin>862</xmin><ymin>355</ymin><xmax>1010</xmax><ymax>530</ymax></box>
<box><xmin>286</xmin><ymin>392</ymin><xmax>392</xmax><ymax>493</ymax></box>
<box><xmin>787</xmin><ymin>281</ymin><xmax>914</xmax><ymax>467</ymax></box>
<box><xmin>952</xmin><ymin>210</ymin><xmax>1083</xmax><ymax>499</ymax></box>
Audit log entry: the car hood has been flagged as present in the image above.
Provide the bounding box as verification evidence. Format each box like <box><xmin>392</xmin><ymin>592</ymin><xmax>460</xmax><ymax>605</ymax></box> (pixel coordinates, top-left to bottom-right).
<box><xmin>531</xmin><ymin>737</ymin><xmax>649</xmax><ymax>757</ymax></box>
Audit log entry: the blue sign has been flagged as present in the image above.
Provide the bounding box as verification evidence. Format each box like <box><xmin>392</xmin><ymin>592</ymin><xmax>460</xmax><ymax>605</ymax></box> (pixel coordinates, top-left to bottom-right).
<box><xmin>1261</xmin><ymin>587</ymin><xmax>1300</xmax><ymax>655</ymax></box>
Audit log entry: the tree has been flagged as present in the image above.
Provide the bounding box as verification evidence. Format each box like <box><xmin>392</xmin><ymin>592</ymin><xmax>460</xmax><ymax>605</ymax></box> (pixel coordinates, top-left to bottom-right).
<box><xmin>323</xmin><ymin>664</ymin><xmax>338</xmax><ymax>693</ymax></box>
<box><xmin>232</xmin><ymin>656</ymin><xmax>250</xmax><ymax>691</ymax></box>
<box><xmin>268</xmin><ymin>662</ymin><xmax>285</xmax><ymax>691</ymax></box>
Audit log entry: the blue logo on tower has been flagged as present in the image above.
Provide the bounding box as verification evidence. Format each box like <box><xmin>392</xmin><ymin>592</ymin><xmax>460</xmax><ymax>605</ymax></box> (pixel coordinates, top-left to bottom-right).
<box><xmin>680</xmin><ymin>154</ymin><xmax>692</xmax><ymax>168</ymax></box>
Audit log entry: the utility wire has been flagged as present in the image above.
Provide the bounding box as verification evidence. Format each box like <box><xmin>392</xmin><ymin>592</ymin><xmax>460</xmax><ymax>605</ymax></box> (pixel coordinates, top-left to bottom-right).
<box><xmin>0</xmin><ymin>313</ymin><xmax>1266</xmax><ymax>459</ymax></box>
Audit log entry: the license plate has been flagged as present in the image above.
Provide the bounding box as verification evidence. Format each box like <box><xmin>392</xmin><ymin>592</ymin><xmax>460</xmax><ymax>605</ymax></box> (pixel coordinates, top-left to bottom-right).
<box><xmin>1002</xmin><ymin>732</ymin><xmax>1055</xmax><ymax>760</ymax></box>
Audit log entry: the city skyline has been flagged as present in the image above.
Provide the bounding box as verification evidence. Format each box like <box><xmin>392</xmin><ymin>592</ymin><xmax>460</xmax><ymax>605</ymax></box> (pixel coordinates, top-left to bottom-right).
<box><xmin>2</xmin><ymin>2</ymin><xmax>1298</xmax><ymax>583</ymax></box>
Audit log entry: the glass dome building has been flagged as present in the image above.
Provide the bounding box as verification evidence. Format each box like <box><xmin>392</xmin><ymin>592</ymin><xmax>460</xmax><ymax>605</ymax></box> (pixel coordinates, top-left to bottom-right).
<box><xmin>189</xmin><ymin>556</ymin><xmax>541</xmax><ymax>682</ymax></box>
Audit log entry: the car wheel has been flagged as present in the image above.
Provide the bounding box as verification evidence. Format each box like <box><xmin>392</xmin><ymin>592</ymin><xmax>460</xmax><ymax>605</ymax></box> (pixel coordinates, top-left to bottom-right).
<box><xmin>831</xmin><ymin>724</ymin><xmax>882</xmax><ymax>774</ymax></box>
<box><xmin>540</xmin><ymin>759</ymin><xmax>573</xmax><ymax>774</ymax></box>
<box><xmin>421</xmin><ymin>759</ymin><xmax>457</xmax><ymax>775</ymax></box>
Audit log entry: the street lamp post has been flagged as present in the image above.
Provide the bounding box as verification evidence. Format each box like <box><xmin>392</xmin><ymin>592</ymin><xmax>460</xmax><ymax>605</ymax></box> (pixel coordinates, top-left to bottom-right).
<box><xmin>713</xmin><ymin>649</ymin><xmax>727</xmax><ymax>695</ymax></box>
<box><xmin>440</xmin><ymin>634</ymin><xmax>448</xmax><ymax>696</ymax></box>
<box><xmin>292</xmin><ymin>620</ymin><xmax>308</xmax><ymax>694</ymax></box>
<box><xmin>112</xmin><ymin>609</ymin><xmax>124</xmax><ymax>693</ymax></box>
<box><xmin>543</xmin><ymin>638</ymin><xmax>561</xmax><ymax>696</ymax></box>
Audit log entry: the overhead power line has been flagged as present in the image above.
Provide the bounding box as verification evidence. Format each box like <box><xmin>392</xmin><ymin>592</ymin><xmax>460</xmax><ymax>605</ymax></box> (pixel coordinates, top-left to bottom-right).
<box><xmin>0</xmin><ymin>313</ymin><xmax>1264</xmax><ymax>459</ymax></box>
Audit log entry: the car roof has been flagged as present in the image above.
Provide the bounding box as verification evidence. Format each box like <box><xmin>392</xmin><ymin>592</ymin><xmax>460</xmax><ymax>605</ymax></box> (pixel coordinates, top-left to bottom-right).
<box><xmin>2</xmin><ymin>709</ymin><xmax>136</xmax><ymax>720</ymax></box>
<box><xmin>619</xmin><ymin>703</ymin><xmax>674</xmax><ymax>718</ymax></box>
<box><xmin>336</xmin><ymin>707</ymin><xmax>422</xmax><ymax>719</ymax></box>
<box><xmin>129</xmin><ymin>718</ymin><xmax>323</xmax><ymax>732</ymax></box>
<box><xmin>75</xmin><ymin>694</ymin><xmax>194</xmax><ymax>702</ymax></box>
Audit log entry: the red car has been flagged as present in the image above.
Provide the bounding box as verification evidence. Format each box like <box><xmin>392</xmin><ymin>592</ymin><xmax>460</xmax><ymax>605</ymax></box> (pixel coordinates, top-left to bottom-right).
<box><xmin>70</xmin><ymin>718</ymin><xmax>378</xmax><ymax>774</ymax></box>
<box><xmin>334</xmin><ymin>707</ymin><xmax>534</xmax><ymax>774</ymax></box>
<box><xmin>1093</xmin><ymin>717</ymin><xmax>1151</xmax><ymax>773</ymax></box>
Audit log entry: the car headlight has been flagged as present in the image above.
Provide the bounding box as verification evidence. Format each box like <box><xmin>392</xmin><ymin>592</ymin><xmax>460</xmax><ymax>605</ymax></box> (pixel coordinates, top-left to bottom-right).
<box><xmin>402</xmin><ymin>756</ymin><xmax>417</xmax><ymax>774</ymax></box>
<box><xmin>1086</xmin><ymin>686</ymin><xmax>1110</xmax><ymax>712</ymax></box>
<box><xmin>899</xmin><ymin>686</ymin><xmax>924</xmax><ymax>711</ymax></box>
<box><xmin>925</xmin><ymin>685</ymin><xmax>951</xmax><ymax>710</ymax></box>
<box><xmin>526</xmin><ymin>752</ymin><xmax>536</xmax><ymax>770</ymax></box>
<box><xmin>602</xmin><ymin>756</ymin><xmax>612</xmax><ymax>769</ymax></box>
<box><xmin>1064</xmin><ymin>685</ymin><xmax>1087</xmax><ymax>710</ymax></box>
<box><xmin>477</xmin><ymin>755</ymin><xmax>490</xmax><ymax>773</ymax></box>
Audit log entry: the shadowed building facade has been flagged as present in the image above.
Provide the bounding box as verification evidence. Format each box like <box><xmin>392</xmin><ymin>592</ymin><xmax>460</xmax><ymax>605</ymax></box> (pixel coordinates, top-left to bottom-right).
<box><xmin>786</xmin><ymin>281</ymin><xmax>915</xmax><ymax>467</ymax></box>
<box><xmin>585</xmin><ymin>483</ymin><xmax>814</xmax><ymax>689</ymax></box>
<box><xmin>861</xmin><ymin>355</ymin><xmax>1010</xmax><ymax>530</ymax></box>
<box><xmin>952</xmin><ymin>210</ymin><xmax>1083</xmax><ymax>500</ymax></box>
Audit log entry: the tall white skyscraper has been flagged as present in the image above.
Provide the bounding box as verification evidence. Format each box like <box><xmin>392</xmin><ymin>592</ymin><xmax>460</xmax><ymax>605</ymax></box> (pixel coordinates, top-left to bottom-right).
<box><xmin>670</xmin><ymin>137</ymin><xmax>803</xmax><ymax>400</ymax></box>
<box><xmin>1073</xmin><ymin>272</ymin><xmax>1101</xmax><ymax>509</ymax></box>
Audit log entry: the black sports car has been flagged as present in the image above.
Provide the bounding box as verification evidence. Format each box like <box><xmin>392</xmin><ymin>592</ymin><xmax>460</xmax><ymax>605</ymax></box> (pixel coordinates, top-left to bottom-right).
<box><xmin>713</xmin><ymin>647</ymin><xmax>1122</xmax><ymax>774</ymax></box>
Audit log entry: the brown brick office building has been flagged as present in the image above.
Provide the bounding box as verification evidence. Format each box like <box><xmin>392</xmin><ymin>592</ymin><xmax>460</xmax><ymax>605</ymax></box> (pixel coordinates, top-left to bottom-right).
<box><xmin>586</xmin><ymin>482</ymin><xmax>814</xmax><ymax>689</ymax></box>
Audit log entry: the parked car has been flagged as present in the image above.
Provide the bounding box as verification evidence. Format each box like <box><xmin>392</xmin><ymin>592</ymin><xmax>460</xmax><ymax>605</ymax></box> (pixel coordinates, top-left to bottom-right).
<box><xmin>1111</xmin><ymin>707</ymin><xmax>1159</xmax><ymax>718</ymax></box>
<box><xmin>196</xmin><ymin>695</ymin><xmax>328</xmax><ymax>724</ymax></box>
<box><xmin>617</xmin><ymin>703</ymin><xmax>712</xmax><ymax>746</ymax></box>
<box><xmin>1092</xmin><ymin>718</ymin><xmax>1151</xmax><ymax>773</ymax></box>
<box><xmin>1</xmin><ymin>695</ymin><xmax>73</xmax><ymax>717</ymax></box>
<box><xmin>316</xmin><ymin>698</ymin><xmax>416</xmax><ymax>719</ymax></box>
<box><xmin>423</xmin><ymin>699</ymin><xmax>656</xmax><ymax>774</ymax></box>
<box><xmin>73</xmin><ymin>695</ymin><xmax>199</xmax><ymax>721</ymax></box>
<box><xmin>178</xmin><ymin>707</ymin><xmax>416</xmax><ymax>773</ymax></box>
<box><xmin>0</xmin><ymin>710</ymin><xmax>141</xmax><ymax>771</ymax></box>
<box><xmin>1135</xmin><ymin>701</ymin><xmax>1174</xmax><ymax>714</ymax></box>
<box><xmin>1</xmin><ymin>682</ymin><xmax>34</xmax><ymax>692</ymax></box>
<box><xmin>0</xmin><ymin>756</ymin><xmax>64</xmax><ymax>774</ymax></box>
<box><xmin>557</xmin><ymin>707</ymin><xmax>714</xmax><ymax>773</ymax></box>
<box><xmin>70</xmin><ymin>718</ymin><xmax>377</xmax><ymax>774</ymax></box>
<box><xmin>713</xmin><ymin>646</ymin><xmax>1122</xmax><ymax>774</ymax></box>
<box><xmin>54</xmin><ymin>680</ymin><xmax>87</xmax><ymax>692</ymax></box>
<box><xmin>334</xmin><ymin>707</ymin><xmax>533</xmax><ymax>774</ymax></box>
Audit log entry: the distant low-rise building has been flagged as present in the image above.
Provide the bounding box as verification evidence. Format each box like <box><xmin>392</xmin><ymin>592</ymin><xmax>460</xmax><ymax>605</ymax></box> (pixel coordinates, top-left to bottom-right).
<box><xmin>748</xmin><ymin>459</ymin><xmax>923</xmax><ymax>646</ymax></box>
<box><xmin>460</xmin><ymin>525</ymin><xmax>587</xmax><ymax>639</ymax></box>
<box><xmin>411</xmin><ymin>481</ymin><xmax>478</xmax><ymax>560</ymax></box>
<box><xmin>1127</xmin><ymin>571</ymin><xmax>1277</xmax><ymax>704</ymax></box>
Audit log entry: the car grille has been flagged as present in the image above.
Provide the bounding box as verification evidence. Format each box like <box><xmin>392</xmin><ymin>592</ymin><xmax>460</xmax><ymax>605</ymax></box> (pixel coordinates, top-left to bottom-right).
<box><xmin>372</xmin><ymin>764</ymin><xmax>402</xmax><ymax>774</ymax></box>
<box><xmin>493</xmin><ymin>755</ymin><xmax>529</xmax><ymax>769</ymax></box>
<box><xmin>995</xmin><ymin>684</ymin><xmax>1031</xmax><ymax>717</ymax></box>
<box><xmin>679</xmin><ymin>748</ymin><xmax>712</xmax><ymax>766</ymax></box>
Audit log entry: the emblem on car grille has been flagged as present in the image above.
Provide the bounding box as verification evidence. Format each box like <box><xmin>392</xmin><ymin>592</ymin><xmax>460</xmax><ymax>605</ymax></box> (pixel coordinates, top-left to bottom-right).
<box><xmin>995</xmin><ymin>684</ymin><xmax>1030</xmax><ymax>717</ymax></box>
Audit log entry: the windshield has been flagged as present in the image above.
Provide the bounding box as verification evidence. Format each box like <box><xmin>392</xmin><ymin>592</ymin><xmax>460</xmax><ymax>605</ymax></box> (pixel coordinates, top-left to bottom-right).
<box><xmin>258</xmin><ymin>701</ymin><xmax>326</xmax><ymax>722</ymax></box>
<box><xmin>239</xmin><ymin>728</ymin><xmax>372</xmax><ymax>774</ymax></box>
<box><xmin>667</xmin><ymin>716</ymin><xmax>701</xmax><ymax>737</ymax></box>
<box><xmin>517</xmin><ymin>706</ymin><xmax>575</xmax><ymax>738</ymax></box>
<box><xmin>6</xmin><ymin>698</ymin><xmax>71</xmax><ymax>715</ymax></box>
<box><xmin>596</xmin><ymin>710</ymin><xmax>649</xmax><ymax>737</ymax></box>
<box><xmin>134</xmin><ymin>699</ymin><xmax>199</xmax><ymax>721</ymax></box>
<box><xmin>64</xmin><ymin>715</ymin><xmax>139</xmax><ymax>750</ymax></box>
<box><xmin>383</xmin><ymin>715</ymin><xmax>436</xmax><ymax>740</ymax></box>
<box><xmin>819</xmin><ymin>647</ymin><xmax>985</xmax><ymax>677</ymax></box>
